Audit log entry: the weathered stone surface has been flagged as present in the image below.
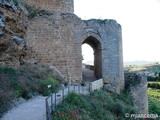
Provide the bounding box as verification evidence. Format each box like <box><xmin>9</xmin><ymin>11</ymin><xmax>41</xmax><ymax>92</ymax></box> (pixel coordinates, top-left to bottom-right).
<box><xmin>21</xmin><ymin>0</ymin><xmax>74</xmax><ymax>13</ymax></box>
<box><xmin>89</xmin><ymin>78</ymin><xmax>103</xmax><ymax>92</ymax></box>
<box><xmin>0</xmin><ymin>15</ymin><xmax>5</xmax><ymax>29</ymax></box>
<box><xmin>11</xmin><ymin>35</ymin><xmax>26</xmax><ymax>45</ymax></box>
<box><xmin>125</xmin><ymin>73</ymin><xmax>148</xmax><ymax>114</ymax></box>
<box><xmin>0</xmin><ymin>0</ymin><xmax>17</xmax><ymax>11</ymax></box>
<box><xmin>17</xmin><ymin>2</ymin><xmax>28</xmax><ymax>15</ymax></box>
<box><xmin>0</xmin><ymin>32</ymin><xmax>4</xmax><ymax>37</ymax></box>
<box><xmin>49</xmin><ymin>66</ymin><xmax>65</xmax><ymax>81</ymax></box>
<box><xmin>0</xmin><ymin>1</ymin><xmax>28</xmax><ymax>66</ymax></box>
<box><xmin>21</xmin><ymin>20</ymin><xmax>28</xmax><ymax>29</ymax></box>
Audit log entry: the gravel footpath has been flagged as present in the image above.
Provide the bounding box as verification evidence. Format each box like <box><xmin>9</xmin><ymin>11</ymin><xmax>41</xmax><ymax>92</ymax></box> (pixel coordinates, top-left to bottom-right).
<box><xmin>1</xmin><ymin>96</ymin><xmax>46</xmax><ymax>120</ymax></box>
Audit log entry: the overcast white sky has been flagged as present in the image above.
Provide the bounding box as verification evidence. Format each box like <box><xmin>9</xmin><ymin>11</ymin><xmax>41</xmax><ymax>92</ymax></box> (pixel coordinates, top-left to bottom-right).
<box><xmin>74</xmin><ymin>0</ymin><xmax>160</xmax><ymax>62</ymax></box>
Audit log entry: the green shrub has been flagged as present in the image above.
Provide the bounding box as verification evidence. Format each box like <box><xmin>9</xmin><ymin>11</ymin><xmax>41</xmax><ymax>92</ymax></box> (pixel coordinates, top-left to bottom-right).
<box><xmin>148</xmin><ymin>82</ymin><xmax>160</xmax><ymax>89</ymax></box>
<box><xmin>29</xmin><ymin>9</ymin><xmax>39</xmax><ymax>18</ymax></box>
<box><xmin>12</xmin><ymin>81</ymin><xmax>24</xmax><ymax>98</ymax></box>
<box><xmin>116</xmin><ymin>90</ymin><xmax>133</xmax><ymax>105</ymax></box>
<box><xmin>64</xmin><ymin>92</ymin><xmax>83</xmax><ymax>105</ymax></box>
<box><xmin>0</xmin><ymin>67</ymin><xmax>23</xmax><ymax>99</ymax></box>
<box><xmin>0</xmin><ymin>67</ymin><xmax>19</xmax><ymax>77</ymax></box>
<box><xmin>147</xmin><ymin>76</ymin><xmax>160</xmax><ymax>82</ymax></box>
<box><xmin>112</xmin><ymin>103</ymin><xmax>124</xmax><ymax>116</ymax></box>
<box><xmin>38</xmin><ymin>78</ymin><xmax>59</xmax><ymax>96</ymax></box>
<box><xmin>148</xmin><ymin>97</ymin><xmax>160</xmax><ymax>115</ymax></box>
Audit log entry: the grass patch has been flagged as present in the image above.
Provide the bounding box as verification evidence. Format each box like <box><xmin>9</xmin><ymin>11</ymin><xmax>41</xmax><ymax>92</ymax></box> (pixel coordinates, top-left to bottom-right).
<box><xmin>148</xmin><ymin>82</ymin><xmax>160</xmax><ymax>84</ymax></box>
<box><xmin>53</xmin><ymin>89</ymin><xmax>136</xmax><ymax>120</ymax></box>
<box><xmin>148</xmin><ymin>88</ymin><xmax>160</xmax><ymax>119</ymax></box>
<box><xmin>38</xmin><ymin>78</ymin><xmax>59</xmax><ymax>96</ymax></box>
<box><xmin>0</xmin><ymin>67</ymin><xmax>19</xmax><ymax>76</ymax></box>
<box><xmin>148</xmin><ymin>88</ymin><xmax>160</xmax><ymax>99</ymax></box>
<box><xmin>124</xmin><ymin>65</ymin><xmax>146</xmax><ymax>72</ymax></box>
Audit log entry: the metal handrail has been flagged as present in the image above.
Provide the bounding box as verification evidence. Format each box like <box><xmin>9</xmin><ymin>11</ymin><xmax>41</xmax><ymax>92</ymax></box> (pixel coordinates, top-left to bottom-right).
<box><xmin>45</xmin><ymin>84</ymin><xmax>90</xmax><ymax>120</ymax></box>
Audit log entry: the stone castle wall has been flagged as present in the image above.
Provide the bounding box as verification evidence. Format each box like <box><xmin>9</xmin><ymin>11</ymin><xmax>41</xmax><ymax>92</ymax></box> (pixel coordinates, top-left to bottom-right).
<box><xmin>25</xmin><ymin>13</ymin><xmax>124</xmax><ymax>93</ymax></box>
<box><xmin>21</xmin><ymin>0</ymin><xmax>74</xmax><ymax>13</ymax></box>
<box><xmin>25</xmin><ymin>13</ymin><xmax>82</xmax><ymax>82</ymax></box>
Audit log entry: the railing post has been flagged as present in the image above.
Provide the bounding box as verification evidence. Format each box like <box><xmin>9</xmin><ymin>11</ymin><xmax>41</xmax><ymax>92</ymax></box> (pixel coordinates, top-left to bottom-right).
<box><xmin>45</xmin><ymin>99</ymin><xmax>48</xmax><ymax>120</ymax></box>
<box><xmin>78</xmin><ymin>84</ymin><xmax>80</xmax><ymax>93</ymax></box>
<box><xmin>89</xmin><ymin>82</ymin><xmax>91</xmax><ymax>93</ymax></box>
<box><xmin>55</xmin><ymin>93</ymin><xmax>56</xmax><ymax>109</ymax></box>
<box><xmin>74</xmin><ymin>85</ymin><xmax>75</xmax><ymax>92</ymax></box>
<box><xmin>49</xmin><ymin>111</ymin><xmax>52</xmax><ymax>120</ymax></box>
<box><xmin>76</xmin><ymin>85</ymin><xmax>78</xmax><ymax>93</ymax></box>
<box><xmin>51</xmin><ymin>94</ymin><xmax>53</xmax><ymax>112</ymax></box>
<box><xmin>82</xmin><ymin>85</ymin><xmax>84</xmax><ymax>93</ymax></box>
<box><xmin>62</xmin><ymin>88</ymin><xmax>64</xmax><ymax>100</ymax></box>
<box><xmin>68</xmin><ymin>86</ymin><xmax>69</xmax><ymax>93</ymax></box>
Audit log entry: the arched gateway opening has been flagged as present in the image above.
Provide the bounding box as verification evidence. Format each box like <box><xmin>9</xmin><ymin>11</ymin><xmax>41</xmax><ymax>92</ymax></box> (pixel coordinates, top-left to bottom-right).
<box><xmin>82</xmin><ymin>36</ymin><xmax>102</xmax><ymax>81</ymax></box>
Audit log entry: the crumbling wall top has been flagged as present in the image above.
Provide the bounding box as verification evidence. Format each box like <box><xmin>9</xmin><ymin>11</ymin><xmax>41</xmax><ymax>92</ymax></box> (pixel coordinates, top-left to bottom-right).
<box><xmin>21</xmin><ymin>0</ymin><xmax>74</xmax><ymax>13</ymax></box>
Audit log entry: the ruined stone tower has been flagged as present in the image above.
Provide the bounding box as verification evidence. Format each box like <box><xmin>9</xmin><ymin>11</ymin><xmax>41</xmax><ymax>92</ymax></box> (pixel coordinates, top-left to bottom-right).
<box><xmin>24</xmin><ymin>0</ymin><xmax>124</xmax><ymax>93</ymax></box>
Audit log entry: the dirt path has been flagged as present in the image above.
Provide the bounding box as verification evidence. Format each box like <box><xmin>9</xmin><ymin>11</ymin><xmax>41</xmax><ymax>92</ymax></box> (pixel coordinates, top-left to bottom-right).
<box><xmin>1</xmin><ymin>96</ymin><xmax>46</xmax><ymax>120</ymax></box>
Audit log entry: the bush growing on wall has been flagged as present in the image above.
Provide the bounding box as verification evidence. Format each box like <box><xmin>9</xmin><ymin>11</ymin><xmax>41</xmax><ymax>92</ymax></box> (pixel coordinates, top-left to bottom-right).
<box><xmin>24</xmin><ymin>4</ymin><xmax>52</xmax><ymax>18</ymax></box>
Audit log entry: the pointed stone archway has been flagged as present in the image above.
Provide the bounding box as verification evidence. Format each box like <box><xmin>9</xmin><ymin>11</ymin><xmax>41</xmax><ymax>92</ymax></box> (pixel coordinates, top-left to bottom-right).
<box><xmin>81</xmin><ymin>32</ymin><xmax>102</xmax><ymax>81</ymax></box>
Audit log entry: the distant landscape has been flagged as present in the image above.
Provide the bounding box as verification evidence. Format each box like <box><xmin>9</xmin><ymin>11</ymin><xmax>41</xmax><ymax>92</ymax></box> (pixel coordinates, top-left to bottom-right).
<box><xmin>84</xmin><ymin>60</ymin><xmax>158</xmax><ymax>66</ymax></box>
<box><xmin>124</xmin><ymin>61</ymin><xmax>157</xmax><ymax>66</ymax></box>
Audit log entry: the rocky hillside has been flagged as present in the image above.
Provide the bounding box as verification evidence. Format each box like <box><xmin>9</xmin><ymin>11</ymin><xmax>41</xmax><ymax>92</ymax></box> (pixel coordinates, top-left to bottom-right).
<box><xmin>0</xmin><ymin>0</ymin><xmax>28</xmax><ymax>66</ymax></box>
